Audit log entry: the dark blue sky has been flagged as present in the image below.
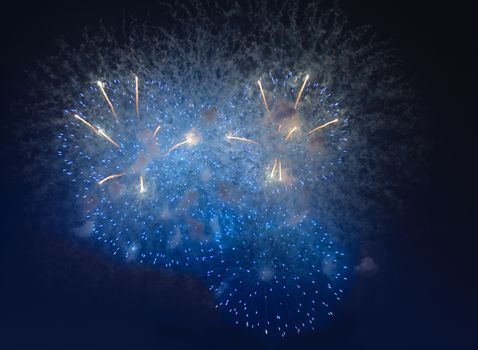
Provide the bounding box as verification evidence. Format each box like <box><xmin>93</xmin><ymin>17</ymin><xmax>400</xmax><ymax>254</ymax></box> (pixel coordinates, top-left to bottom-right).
<box><xmin>0</xmin><ymin>1</ymin><xmax>475</xmax><ymax>349</ymax></box>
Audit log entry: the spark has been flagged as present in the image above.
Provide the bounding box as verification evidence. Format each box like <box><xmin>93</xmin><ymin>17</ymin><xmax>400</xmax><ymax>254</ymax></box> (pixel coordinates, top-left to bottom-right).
<box><xmin>98</xmin><ymin>173</ymin><xmax>125</xmax><ymax>185</ymax></box>
<box><xmin>167</xmin><ymin>130</ymin><xmax>200</xmax><ymax>154</ymax></box>
<box><xmin>73</xmin><ymin>114</ymin><xmax>120</xmax><ymax>149</ymax></box>
<box><xmin>73</xmin><ymin>114</ymin><xmax>98</xmax><ymax>134</ymax></box>
<box><xmin>153</xmin><ymin>125</ymin><xmax>161</xmax><ymax>138</ymax></box>
<box><xmin>257</xmin><ymin>80</ymin><xmax>270</xmax><ymax>113</ymax></box>
<box><xmin>307</xmin><ymin>118</ymin><xmax>339</xmax><ymax>135</ymax></box>
<box><xmin>225</xmin><ymin>134</ymin><xmax>258</xmax><ymax>144</ymax></box>
<box><xmin>135</xmin><ymin>75</ymin><xmax>140</xmax><ymax>119</ymax></box>
<box><xmin>278</xmin><ymin>159</ymin><xmax>282</xmax><ymax>181</ymax></box>
<box><xmin>140</xmin><ymin>175</ymin><xmax>146</xmax><ymax>193</ymax></box>
<box><xmin>270</xmin><ymin>159</ymin><xmax>277</xmax><ymax>178</ymax></box>
<box><xmin>269</xmin><ymin>159</ymin><xmax>283</xmax><ymax>181</ymax></box>
<box><xmin>284</xmin><ymin>126</ymin><xmax>298</xmax><ymax>141</ymax></box>
<box><xmin>294</xmin><ymin>74</ymin><xmax>309</xmax><ymax>109</ymax></box>
<box><xmin>97</xmin><ymin>81</ymin><xmax>118</xmax><ymax>122</ymax></box>
<box><xmin>96</xmin><ymin>129</ymin><xmax>120</xmax><ymax>149</ymax></box>
<box><xmin>167</xmin><ymin>140</ymin><xmax>189</xmax><ymax>154</ymax></box>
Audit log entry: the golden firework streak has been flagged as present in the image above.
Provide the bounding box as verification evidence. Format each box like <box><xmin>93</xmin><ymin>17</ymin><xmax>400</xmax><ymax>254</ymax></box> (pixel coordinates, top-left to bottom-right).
<box><xmin>270</xmin><ymin>159</ymin><xmax>277</xmax><ymax>178</ymax></box>
<box><xmin>153</xmin><ymin>125</ymin><xmax>161</xmax><ymax>138</ymax></box>
<box><xmin>140</xmin><ymin>175</ymin><xmax>146</xmax><ymax>193</ymax></box>
<box><xmin>166</xmin><ymin>131</ymin><xmax>200</xmax><ymax>155</ymax></box>
<box><xmin>294</xmin><ymin>74</ymin><xmax>309</xmax><ymax>109</ymax></box>
<box><xmin>167</xmin><ymin>140</ymin><xmax>189</xmax><ymax>154</ymax></box>
<box><xmin>96</xmin><ymin>129</ymin><xmax>120</xmax><ymax>149</ymax></box>
<box><xmin>257</xmin><ymin>80</ymin><xmax>270</xmax><ymax>113</ymax></box>
<box><xmin>284</xmin><ymin>126</ymin><xmax>298</xmax><ymax>141</ymax></box>
<box><xmin>307</xmin><ymin>118</ymin><xmax>339</xmax><ymax>135</ymax></box>
<box><xmin>278</xmin><ymin>159</ymin><xmax>282</xmax><ymax>181</ymax></box>
<box><xmin>269</xmin><ymin>159</ymin><xmax>283</xmax><ymax>181</ymax></box>
<box><xmin>225</xmin><ymin>134</ymin><xmax>258</xmax><ymax>144</ymax></box>
<box><xmin>73</xmin><ymin>114</ymin><xmax>119</xmax><ymax>149</ymax></box>
<box><xmin>98</xmin><ymin>173</ymin><xmax>125</xmax><ymax>185</ymax></box>
<box><xmin>97</xmin><ymin>81</ymin><xmax>118</xmax><ymax>122</ymax></box>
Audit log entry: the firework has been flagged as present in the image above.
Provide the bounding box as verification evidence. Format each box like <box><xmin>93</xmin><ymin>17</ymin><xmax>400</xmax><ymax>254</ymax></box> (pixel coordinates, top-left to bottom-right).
<box><xmin>221</xmin><ymin>71</ymin><xmax>348</xmax><ymax>201</ymax></box>
<box><xmin>97</xmin><ymin>80</ymin><xmax>118</xmax><ymax>122</ymax></box>
<box><xmin>207</xmin><ymin>213</ymin><xmax>348</xmax><ymax>337</ymax></box>
<box><xmin>72</xmin><ymin>114</ymin><xmax>120</xmax><ymax>148</ymax></box>
<box><xmin>29</xmin><ymin>0</ymin><xmax>418</xmax><ymax>338</ymax></box>
<box><xmin>59</xmin><ymin>78</ymin><xmax>238</xmax><ymax>268</ymax></box>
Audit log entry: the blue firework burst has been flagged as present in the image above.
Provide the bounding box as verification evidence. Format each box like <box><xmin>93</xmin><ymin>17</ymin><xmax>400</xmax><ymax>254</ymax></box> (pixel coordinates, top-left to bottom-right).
<box><xmin>28</xmin><ymin>0</ymin><xmax>416</xmax><ymax>337</ymax></box>
<box><xmin>221</xmin><ymin>71</ymin><xmax>348</xmax><ymax>204</ymax></box>
<box><xmin>58</xmin><ymin>78</ymin><xmax>243</xmax><ymax>269</ymax></box>
<box><xmin>207</xmin><ymin>212</ymin><xmax>348</xmax><ymax>337</ymax></box>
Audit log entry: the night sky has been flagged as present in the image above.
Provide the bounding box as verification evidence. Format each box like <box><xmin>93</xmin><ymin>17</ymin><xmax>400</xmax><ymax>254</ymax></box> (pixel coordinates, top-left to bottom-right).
<box><xmin>0</xmin><ymin>1</ymin><xmax>475</xmax><ymax>349</ymax></box>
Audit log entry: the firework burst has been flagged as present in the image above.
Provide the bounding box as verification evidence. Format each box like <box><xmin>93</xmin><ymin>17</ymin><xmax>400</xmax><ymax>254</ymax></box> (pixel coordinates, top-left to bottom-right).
<box><xmin>24</xmin><ymin>0</ymin><xmax>420</xmax><ymax>338</ymax></box>
<box><xmin>207</xmin><ymin>212</ymin><xmax>348</xmax><ymax>337</ymax></box>
<box><xmin>59</xmin><ymin>78</ymin><xmax>241</xmax><ymax>268</ymax></box>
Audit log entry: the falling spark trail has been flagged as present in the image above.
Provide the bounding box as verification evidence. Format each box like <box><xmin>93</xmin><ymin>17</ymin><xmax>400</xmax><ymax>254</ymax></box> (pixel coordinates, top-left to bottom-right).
<box><xmin>98</xmin><ymin>173</ymin><xmax>125</xmax><ymax>185</ymax></box>
<box><xmin>307</xmin><ymin>118</ymin><xmax>339</xmax><ymax>135</ymax></box>
<box><xmin>225</xmin><ymin>134</ymin><xmax>258</xmax><ymax>144</ymax></box>
<box><xmin>153</xmin><ymin>125</ymin><xmax>161</xmax><ymax>138</ymax></box>
<box><xmin>167</xmin><ymin>140</ymin><xmax>189</xmax><ymax>154</ymax></box>
<box><xmin>135</xmin><ymin>75</ymin><xmax>140</xmax><ymax>119</ymax></box>
<box><xmin>294</xmin><ymin>74</ymin><xmax>309</xmax><ymax>109</ymax></box>
<box><xmin>284</xmin><ymin>126</ymin><xmax>298</xmax><ymax>141</ymax></box>
<box><xmin>270</xmin><ymin>159</ymin><xmax>277</xmax><ymax>178</ymax></box>
<box><xmin>140</xmin><ymin>175</ymin><xmax>146</xmax><ymax>193</ymax></box>
<box><xmin>73</xmin><ymin>114</ymin><xmax>98</xmax><ymax>134</ymax></box>
<box><xmin>96</xmin><ymin>129</ymin><xmax>120</xmax><ymax>149</ymax></box>
<box><xmin>73</xmin><ymin>114</ymin><xmax>119</xmax><ymax>149</ymax></box>
<box><xmin>166</xmin><ymin>130</ymin><xmax>200</xmax><ymax>154</ymax></box>
<box><xmin>97</xmin><ymin>81</ymin><xmax>118</xmax><ymax>122</ymax></box>
<box><xmin>278</xmin><ymin>159</ymin><xmax>282</xmax><ymax>181</ymax></box>
<box><xmin>257</xmin><ymin>80</ymin><xmax>270</xmax><ymax>113</ymax></box>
